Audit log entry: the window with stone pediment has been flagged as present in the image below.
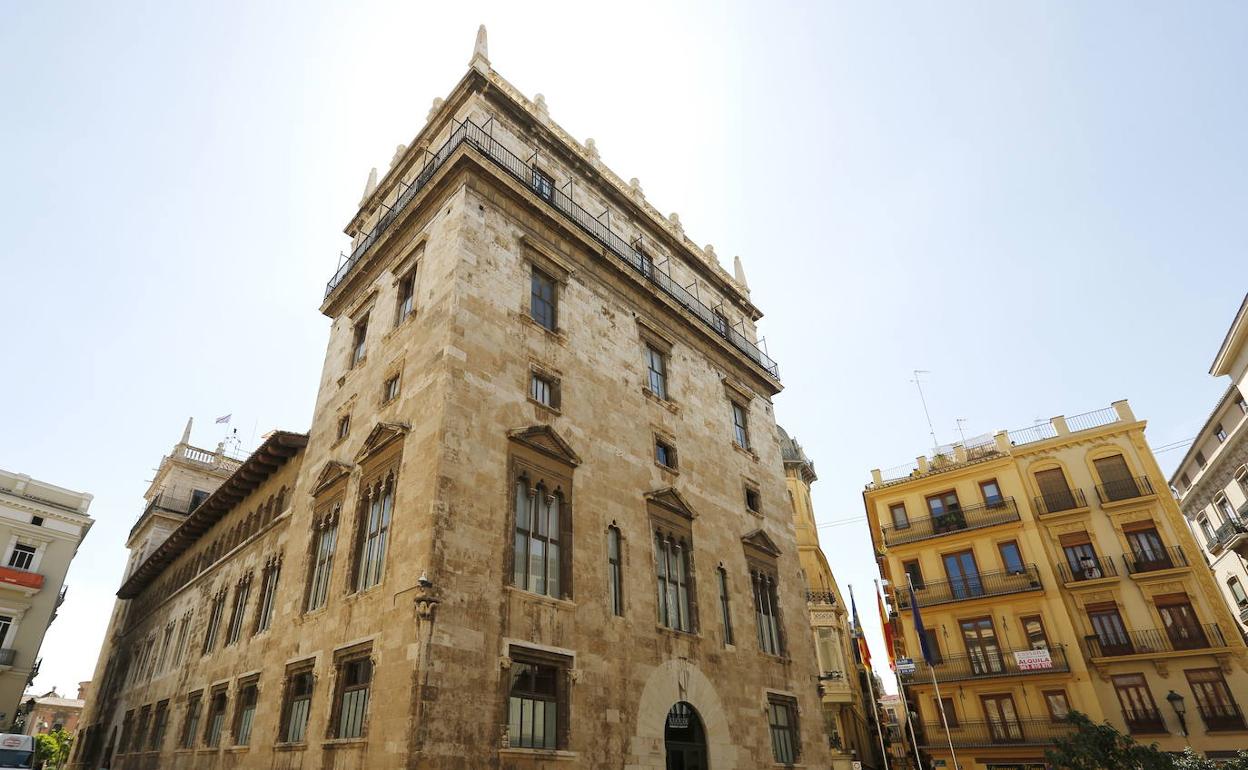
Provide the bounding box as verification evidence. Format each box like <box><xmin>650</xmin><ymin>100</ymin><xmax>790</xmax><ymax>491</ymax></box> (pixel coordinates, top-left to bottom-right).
<box><xmin>351</xmin><ymin>471</ymin><xmax>395</xmax><ymax>593</ymax></box>
<box><xmin>649</xmin><ymin>491</ymin><xmax>697</xmax><ymax>633</ymax></box>
<box><xmin>744</xmin><ymin>531</ymin><xmax>785</xmax><ymax>656</ymax></box>
<box><xmin>507</xmin><ymin>426</ymin><xmax>579</xmax><ymax>601</ymax></box>
<box><xmin>305</xmin><ymin>502</ymin><xmax>340</xmax><ymax>612</ymax></box>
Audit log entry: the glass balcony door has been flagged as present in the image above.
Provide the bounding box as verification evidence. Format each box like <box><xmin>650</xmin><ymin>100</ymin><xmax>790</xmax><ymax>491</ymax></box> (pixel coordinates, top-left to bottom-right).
<box><xmin>943</xmin><ymin>551</ymin><xmax>983</xmax><ymax>600</ymax></box>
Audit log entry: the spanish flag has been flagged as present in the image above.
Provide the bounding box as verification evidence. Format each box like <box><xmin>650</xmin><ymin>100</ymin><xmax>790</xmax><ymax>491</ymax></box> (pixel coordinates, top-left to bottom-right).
<box><xmin>850</xmin><ymin>587</ymin><xmax>871</xmax><ymax>668</ymax></box>
<box><xmin>876</xmin><ymin>581</ymin><xmax>896</xmax><ymax>671</ymax></box>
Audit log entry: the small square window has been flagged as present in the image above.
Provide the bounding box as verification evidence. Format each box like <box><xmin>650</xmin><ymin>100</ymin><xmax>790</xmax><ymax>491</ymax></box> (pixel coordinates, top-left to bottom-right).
<box><xmin>745</xmin><ymin>486</ymin><xmax>761</xmax><ymax>515</ymax></box>
<box><xmin>655</xmin><ymin>439</ymin><xmax>677</xmax><ymax>470</ymax></box>
<box><xmin>30</xmin><ymin>516</ymin><xmax>43</xmax><ymax>527</ymax></box>
<box><xmin>529</xmin><ymin>372</ymin><xmax>560</xmax><ymax>409</ymax></box>
<box><xmin>337</xmin><ymin>415</ymin><xmax>351</xmax><ymax>442</ymax></box>
<box><xmin>532</xmin><ymin>168</ymin><xmax>555</xmax><ymax>202</ymax></box>
<box><xmin>383</xmin><ymin>375</ymin><xmax>400</xmax><ymax>404</ymax></box>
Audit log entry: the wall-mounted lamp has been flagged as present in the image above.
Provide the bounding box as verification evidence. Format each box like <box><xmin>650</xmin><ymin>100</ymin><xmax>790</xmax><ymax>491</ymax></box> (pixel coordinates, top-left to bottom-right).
<box><xmin>1165</xmin><ymin>690</ymin><xmax>1187</xmax><ymax>737</ymax></box>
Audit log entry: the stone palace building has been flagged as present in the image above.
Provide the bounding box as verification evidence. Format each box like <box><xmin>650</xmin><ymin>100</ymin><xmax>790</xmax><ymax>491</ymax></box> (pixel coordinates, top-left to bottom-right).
<box><xmin>72</xmin><ymin>28</ymin><xmax>836</xmax><ymax>770</ymax></box>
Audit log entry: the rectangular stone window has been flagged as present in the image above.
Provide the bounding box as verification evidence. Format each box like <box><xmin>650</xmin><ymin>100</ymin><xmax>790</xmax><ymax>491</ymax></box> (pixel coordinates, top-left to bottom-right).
<box><xmin>350</xmin><ymin>314</ymin><xmax>369</xmax><ymax>367</ymax></box>
<box><xmin>7</xmin><ymin>543</ymin><xmax>35</xmax><ymax>571</ymax></box>
<box><xmin>395</xmin><ymin>267</ymin><xmax>417</xmax><ymax>324</ymax></box>
<box><xmin>353</xmin><ymin>474</ymin><xmax>395</xmax><ymax>592</ymax></box>
<box><xmin>654</xmin><ymin>437</ymin><xmax>677</xmax><ymax>470</ymax></box>
<box><xmin>204</xmin><ymin>685</ymin><xmax>227</xmax><ymax>747</ymax></box>
<box><xmin>529</xmin><ymin>371</ymin><xmax>559</xmax><ymax>409</ymax></box>
<box><xmin>151</xmin><ymin>699</ymin><xmax>169</xmax><ymax>750</ymax></box>
<box><xmin>645</xmin><ymin>344</ymin><xmax>668</xmax><ymax>399</ymax></box>
<box><xmin>752</xmin><ymin>568</ymin><xmax>784</xmax><ymax>656</ymax></box>
<box><xmin>1229</xmin><ymin>576</ymin><xmax>1248</xmax><ymax>608</ymax></box>
<box><xmin>253</xmin><ymin>557</ymin><xmax>281</xmax><ymax>634</ymax></box>
<box><xmin>744</xmin><ymin>483</ymin><xmax>761</xmax><ymax>515</ymax></box>
<box><xmin>173</xmin><ymin>612</ymin><xmax>192</xmax><ymax>665</ymax></box>
<box><xmin>233</xmin><ymin>676</ymin><xmax>258</xmax><ymax>746</ymax></box>
<box><xmin>225</xmin><ymin>573</ymin><xmax>251</xmax><ymax>645</ymax></box>
<box><xmin>731</xmin><ymin>401</ymin><xmax>750</xmax><ymax>449</ymax></box>
<box><xmin>337</xmin><ymin>414</ymin><xmax>351</xmax><ymax>442</ymax></box>
<box><xmin>180</xmin><ymin>691</ymin><xmax>202</xmax><ymax>749</ymax></box>
<box><xmin>767</xmin><ymin>694</ymin><xmax>800</xmax><ymax>765</ymax></box>
<box><xmin>655</xmin><ymin>529</ymin><xmax>694</xmax><ymax>632</ymax></box>
<box><xmin>507</xmin><ymin>645</ymin><xmax>571</xmax><ymax>750</ymax></box>
<box><xmin>280</xmin><ymin>661</ymin><xmax>315</xmax><ymax>743</ymax></box>
<box><xmin>383</xmin><ymin>375</ymin><xmax>400</xmax><ymax>404</ymax></box>
<box><xmin>331</xmin><ymin>646</ymin><xmax>373</xmax><ymax>739</ymax></box>
<box><xmin>607</xmin><ymin>526</ymin><xmax>623</xmax><ymax>617</ymax></box>
<box><xmin>717</xmin><ymin>566</ymin><xmax>734</xmax><ymax>646</ymax></box>
<box><xmin>202</xmin><ymin>590</ymin><xmax>226</xmax><ymax>654</ymax></box>
<box><xmin>513</xmin><ymin>478</ymin><xmax>565</xmax><ymax>599</ymax></box>
<box><xmin>306</xmin><ymin>504</ymin><xmax>340</xmax><ymax>612</ymax></box>
<box><xmin>530</xmin><ymin>267</ymin><xmax>557</xmax><ymax>331</ymax></box>
<box><xmin>532</xmin><ymin>168</ymin><xmax>555</xmax><ymax>202</ymax></box>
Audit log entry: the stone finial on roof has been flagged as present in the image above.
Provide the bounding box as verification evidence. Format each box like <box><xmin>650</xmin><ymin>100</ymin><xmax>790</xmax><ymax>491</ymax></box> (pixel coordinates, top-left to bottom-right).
<box><xmin>704</xmin><ymin>243</ymin><xmax>719</xmax><ymax>265</ymax></box>
<box><xmin>629</xmin><ymin>177</ymin><xmax>644</xmax><ymax>198</ymax></box>
<box><xmin>668</xmin><ymin>212</ymin><xmax>683</xmax><ymax>233</ymax></box>
<box><xmin>180</xmin><ymin>417</ymin><xmax>193</xmax><ymax>445</ymax></box>
<box><xmin>585</xmin><ymin>137</ymin><xmax>599</xmax><ymax>162</ymax></box>
<box><xmin>534</xmin><ymin>93</ymin><xmax>549</xmax><ymax>121</ymax></box>
<box><xmin>471</xmin><ymin>24</ymin><xmax>489</xmax><ymax>72</ymax></box>
<box><xmin>391</xmin><ymin>144</ymin><xmax>406</xmax><ymax>168</ymax></box>
<box><xmin>428</xmin><ymin>97</ymin><xmax>444</xmax><ymax>122</ymax></box>
<box><xmin>733</xmin><ymin>255</ymin><xmax>750</xmax><ymax>291</ymax></box>
<box><xmin>360</xmin><ymin>167</ymin><xmax>378</xmax><ymax>205</ymax></box>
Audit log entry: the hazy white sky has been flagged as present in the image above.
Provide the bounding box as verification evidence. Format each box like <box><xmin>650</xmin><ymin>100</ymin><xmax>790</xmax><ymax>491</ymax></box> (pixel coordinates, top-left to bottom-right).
<box><xmin>2</xmin><ymin>1</ymin><xmax>1246</xmax><ymax>697</ymax></box>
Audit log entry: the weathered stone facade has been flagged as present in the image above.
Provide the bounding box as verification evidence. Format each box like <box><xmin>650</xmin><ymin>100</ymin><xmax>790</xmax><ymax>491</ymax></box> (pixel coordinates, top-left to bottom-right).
<box><xmin>73</xmin><ymin>30</ymin><xmax>834</xmax><ymax>770</ymax></box>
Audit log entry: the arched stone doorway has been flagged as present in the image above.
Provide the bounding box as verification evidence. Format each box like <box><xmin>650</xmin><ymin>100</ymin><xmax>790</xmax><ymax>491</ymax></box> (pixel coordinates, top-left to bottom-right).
<box><xmin>665</xmin><ymin>701</ymin><xmax>708</xmax><ymax>770</ymax></box>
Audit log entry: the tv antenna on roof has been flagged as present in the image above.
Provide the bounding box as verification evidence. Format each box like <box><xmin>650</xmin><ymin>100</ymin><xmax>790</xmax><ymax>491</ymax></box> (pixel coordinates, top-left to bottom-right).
<box><xmin>955</xmin><ymin>418</ymin><xmax>969</xmax><ymax>443</ymax></box>
<box><xmin>910</xmin><ymin>370</ymin><xmax>938</xmax><ymax>451</ymax></box>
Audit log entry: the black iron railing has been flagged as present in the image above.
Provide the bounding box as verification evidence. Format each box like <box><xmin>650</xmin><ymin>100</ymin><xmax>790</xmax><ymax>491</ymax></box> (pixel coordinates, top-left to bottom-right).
<box><xmin>1084</xmin><ymin>622</ymin><xmax>1226</xmax><ymax>658</ymax></box>
<box><xmin>1033</xmin><ymin>487</ymin><xmax>1088</xmax><ymax>515</ymax></box>
<box><xmin>323</xmin><ymin>119</ymin><xmax>781</xmax><ymax>379</ymax></box>
<box><xmin>880</xmin><ymin>498</ymin><xmax>1020</xmax><ymax>547</ymax></box>
<box><xmin>915</xmin><ymin>718</ymin><xmax>1075</xmax><ymax>748</ymax></box>
<box><xmin>807</xmin><ymin>591</ymin><xmax>838</xmax><ymax>606</ymax></box>
<box><xmin>1122</xmin><ymin>545</ymin><xmax>1187</xmax><ymax>575</ymax></box>
<box><xmin>896</xmin><ymin>565</ymin><xmax>1041</xmax><ymax>609</ymax></box>
<box><xmin>1095</xmin><ymin>475</ymin><xmax>1154</xmax><ymax>504</ymax></box>
<box><xmin>1213</xmin><ymin>517</ymin><xmax>1248</xmax><ymax>550</ymax></box>
<box><xmin>1122</xmin><ymin>708</ymin><xmax>1167</xmax><ymax>734</ymax></box>
<box><xmin>1056</xmin><ymin>555</ymin><xmax>1118</xmax><ymax>583</ymax></box>
<box><xmin>1197</xmin><ymin>702</ymin><xmax>1247</xmax><ymax>732</ymax></box>
<box><xmin>900</xmin><ymin>645</ymin><xmax>1070</xmax><ymax>684</ymax></box>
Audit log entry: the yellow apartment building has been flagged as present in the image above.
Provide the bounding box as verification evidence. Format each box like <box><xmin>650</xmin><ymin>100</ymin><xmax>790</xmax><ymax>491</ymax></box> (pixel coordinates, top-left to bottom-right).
<box><xmin>864</xmin><ymin>400</ymin><xmax>1248</xmax><ymax>769</ymax></box>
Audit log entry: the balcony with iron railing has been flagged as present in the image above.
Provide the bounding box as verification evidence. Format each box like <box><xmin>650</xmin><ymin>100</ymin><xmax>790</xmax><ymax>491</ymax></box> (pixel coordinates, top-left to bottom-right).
<box><xmin>1056</xmin><ymin>556</ymin><xmax>1118</xmax><ymax>584</ymax></box>
<box><xmin>1197</xmin><ymin>701</ymin><xmax>1247</xmax><ymax>732</ymax></box>
<box><xmin>1033</xmin><ymin>487</ymin><xmax>1089</xmax><ymax>516</ymax></box>
<box><xmin>1122</xmin><ymin>545</ymin><xmax>1188</xmax><ymax>576</ymax></box>
<box><xmin>1211</xmin><ymin>516</ymin><xmax>1248</xmax><ymax>555</ymax></box>
<box><xmin>896</xmin><ymin>565</ymin><xmax>1042</xmax><ymax>609</ymax></box>
<box><xmin>323</xmin><ymin>119</ymin><xmax>780</xmax><ymax>379</ymax></box>
<box><xmin>807</xmin><ymin>591</ymin><xmax>838</xmax><ymax>606</ymax></box>
<box><xmin>915</xmin><ymin>718</ymin><xmax>1075</xmax><ymax>748</ymax></box>
<box><xmin>1094</xmin><ymin>475</ymin><xmax>1155</xmax><ymax>505</ymax></box>
<box><xmin>1083</xmin><ymin>622</ymin><xmax>1227</xmax><ymax>658</ymax></box>
<box><xmin>1121</xmin><ymin>707</ymin><xmax>1168</xmax><ymax>734</ymax></box>
<box><xmin>880</xmin><ymin>498</ymin><xmax>1021</xmax><ymax>547</ymax></box>
<box><xmin>900</xmin><ymin>645</ymin><xmax>1070</xmax><ymax>684</ymax></box>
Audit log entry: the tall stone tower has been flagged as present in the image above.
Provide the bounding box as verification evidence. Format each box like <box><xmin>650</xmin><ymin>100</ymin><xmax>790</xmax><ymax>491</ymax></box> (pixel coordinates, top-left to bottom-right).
<box><xmin>72</xmin><ymin>30</ymin><xmax>833</xmax><ymax>769</ymax></box>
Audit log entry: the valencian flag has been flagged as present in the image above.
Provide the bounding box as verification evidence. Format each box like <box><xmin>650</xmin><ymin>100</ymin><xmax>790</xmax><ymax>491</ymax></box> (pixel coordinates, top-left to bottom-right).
<box><xmin>876</xmin><ymin>583</ymin><xmax>896</xmax><ymax>671</ymax></box>
<box><xmin>910</xmin><ymin>582</ymin><xmax>935</xmax><ymax>665</ymax></box>
<box><xmin>849</xmin><ymin>588</ymin><xmax>871</xmax><ymax>668</ymax></box>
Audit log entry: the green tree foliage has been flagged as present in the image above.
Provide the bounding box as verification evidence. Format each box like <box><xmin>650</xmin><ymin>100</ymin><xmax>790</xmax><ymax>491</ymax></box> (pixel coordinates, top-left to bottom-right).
<box><xmin>1045</xmin><ymin>712</ymin><xmax>1248</xmax><ymax>770</ymax></box>
<box><xmin>34</xmin><ymin>728</ymin><xmax>72</xmax><ymax>769</ymax></box>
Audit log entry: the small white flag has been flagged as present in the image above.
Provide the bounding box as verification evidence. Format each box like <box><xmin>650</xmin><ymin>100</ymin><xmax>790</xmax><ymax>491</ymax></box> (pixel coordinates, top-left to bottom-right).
<box><xmin>215</xmin><ymin>414</ymin><xmax>232</xmax><ymax>424</ymax></box>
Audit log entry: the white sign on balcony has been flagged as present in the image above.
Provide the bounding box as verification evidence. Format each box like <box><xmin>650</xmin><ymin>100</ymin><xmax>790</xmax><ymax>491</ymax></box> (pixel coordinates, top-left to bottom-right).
<box><xmin>896</xmin><ymin>657</ymin><xmax>916</xmax><ymax>674</ymax></box>
<box><xmin>1013</xmin><ymin>648</ymin><xmax>1053</xmax><ymax>670</ymax></box>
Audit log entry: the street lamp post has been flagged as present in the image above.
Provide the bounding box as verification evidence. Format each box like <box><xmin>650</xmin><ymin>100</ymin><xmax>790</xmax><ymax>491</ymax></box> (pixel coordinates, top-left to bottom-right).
<box><xmin>1166</xmin><ymin>690</ymin><xmax>1188</xmax><ymax>737</ymax></box>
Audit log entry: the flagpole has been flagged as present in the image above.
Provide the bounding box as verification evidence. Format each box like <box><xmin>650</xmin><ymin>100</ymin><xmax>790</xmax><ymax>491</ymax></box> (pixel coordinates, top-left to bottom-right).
<box><xmin>849</xmin><ymin>585</ymin><xmax>891</xmax><ymax>770</ymax></box>
<box><xmin>876</xmin><ymin>579</ymin><xmax>921</xmax><ymax>769</ymax></box>
<box><xmin>907</xmin><ymin>574</ymin><xmax>960</xmax><ymax>770</ymax></box>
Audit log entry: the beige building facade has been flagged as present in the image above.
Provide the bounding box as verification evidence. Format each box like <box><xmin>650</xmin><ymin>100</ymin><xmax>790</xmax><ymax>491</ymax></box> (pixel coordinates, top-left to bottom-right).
<box><xmin>865</xmin><ymin>400</ymin><xmax>1248</xmax><ymax>769</ymax></box>
<box><xmin>1171</xmin><ymin>294</ymin><xmax>1248</xmax><ymax>639</ymax></box>
<box><xmin>74</xmin><ymin>29</ymin><xmax>833</xmax><ymax>770</ymax></box>
<box><xmin>0</xmin><ymin>468</ymin><xmax>94</xmax><ymax>727</ymax></box>
<box><xmin>781</xmin><ymin>427</ymin><xmax>886</xmax><ymax>770</ymax></box>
